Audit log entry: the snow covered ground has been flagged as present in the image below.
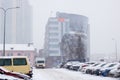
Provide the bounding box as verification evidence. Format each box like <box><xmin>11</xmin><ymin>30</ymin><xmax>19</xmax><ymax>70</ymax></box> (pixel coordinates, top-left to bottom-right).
<box><xmin>0</xmin><ymin>74</ymin><xmax>21</xmax><ymax>80</ymax></box>
<box><xmin>33</xmin><ymin>68</ymin><xmax>120</xmax><ymax>80</ymax></box>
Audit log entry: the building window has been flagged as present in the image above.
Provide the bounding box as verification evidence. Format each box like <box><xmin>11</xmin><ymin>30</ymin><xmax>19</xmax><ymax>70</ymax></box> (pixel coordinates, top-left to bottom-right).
<box><xmin>49</xmin><ymin>38</ymin><xmax>59</xmax><ymax>42</ymax></box>
<box><xmin>49</xmin><ymin>33</ymin><xmax>59</xmax><ymax>36</ymax></box>
<box><xmin>48</xmin><ymin>21</ymin><xmax>58</xmax><ymax>25</ymax></box>
<box><xmin>49</xmin><ymin>27</ymin><xmax>58</xmax><ymax>30</ymax></box>
<box><xmin>49</xmin><ymin>44</ymin><xmax>59</xmax><ymax>48</ymax></box>
<box><xmin>49</xmin><ymin>50</ymin><xmax>58</xmax><ymax>53</ymax></box>
<box><xmin>18</xmin><ymin>53</ymin><xmax>21</xmax><ymax>56</ymax></box>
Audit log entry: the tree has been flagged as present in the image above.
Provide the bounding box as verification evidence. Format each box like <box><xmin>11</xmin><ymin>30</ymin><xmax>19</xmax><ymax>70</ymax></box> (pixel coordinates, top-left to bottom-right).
<box><xmin>60</xmin><ymin>32</ymin><xmax>87</xmax><ymax>62</ymax></box>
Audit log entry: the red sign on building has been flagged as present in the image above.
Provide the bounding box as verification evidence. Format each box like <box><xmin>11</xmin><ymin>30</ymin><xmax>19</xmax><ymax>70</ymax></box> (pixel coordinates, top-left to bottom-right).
<box><xmin>58</xmin><ymin>18</ymin><xmax>64</xmax><ymax>22</ymax></box>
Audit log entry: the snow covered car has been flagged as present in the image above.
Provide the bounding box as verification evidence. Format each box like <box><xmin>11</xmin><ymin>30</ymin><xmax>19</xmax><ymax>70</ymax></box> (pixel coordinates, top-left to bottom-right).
<box><xmin>0</xmin><ymin>73</ymin><xmax>21</xmax><ymax>80</ymax></box>
<box><xmin>69</xmin><ymin>61</ymin><xmax>82</xmax><ymax>70</ymax></box>
<box><xmin>84</xmin><ymin>63</ymin><xmax>100</xmax><ymax>74</ymax></box>
<box><xmin>71</xmin><ymin>63</ymin><xmax>88</xmax><ymax>71</ymax></box>
<box><xmin>63</xmin><ymin>60</ymin><xmax>80</xmax><ymax>70</ymax></box>
<box><xmin>0</xmin><ymin>67</ymin><xmax>31</xmax><ymax>80</ymax></box>
<box><xmin>100</xmin><ymin>63</ymin><xmax>120</xmax><ymax>77</ymax></box>
<box><xmin>81</xmin><ymin>62</ymin><xmax>98</xmax><ymax>73</ymax></box>
<box><xmin>108</xmin><ymin>65</ymin><xmax>120</xmax><ymax>77</ymax></box>
<box><xmin>91</xmin><ymin>62</ymin><xmax>107</xmax><ymax>75</ymax></box>
<box><xmin>63</xmin><ymin>61</ymin><xmax>73</xmax><ymax>69</ymax></box>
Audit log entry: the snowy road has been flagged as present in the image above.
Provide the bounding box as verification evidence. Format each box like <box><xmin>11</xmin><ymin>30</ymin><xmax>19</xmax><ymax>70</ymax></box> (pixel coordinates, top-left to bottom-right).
<box><xmin>33</xmin><ymin>68</ymin><xmax>119</xmax><ymax>80</ymax></box>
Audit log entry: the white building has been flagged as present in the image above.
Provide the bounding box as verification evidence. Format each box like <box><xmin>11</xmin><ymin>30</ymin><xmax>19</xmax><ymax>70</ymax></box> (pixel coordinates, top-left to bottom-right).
<box><xmin>44</xmin><ymin>17</ymin><xmax>69</xmax><ymax>57</ymax></box>
<box><xmin>44</xmin><ymin>12</ymin><xmax>89</xmax><ymax>67</ymax></box>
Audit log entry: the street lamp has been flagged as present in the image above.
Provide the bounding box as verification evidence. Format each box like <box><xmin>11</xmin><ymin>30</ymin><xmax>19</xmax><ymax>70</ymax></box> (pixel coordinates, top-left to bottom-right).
<box><xmin>112</xmin><ymin>38</ymin><xmax>118</xmax><ymax>61</ymax></box>
<box><xmin>0</xmin><ymin>7</ymin><xmax>20</xmax><ymax>56</ymax></box>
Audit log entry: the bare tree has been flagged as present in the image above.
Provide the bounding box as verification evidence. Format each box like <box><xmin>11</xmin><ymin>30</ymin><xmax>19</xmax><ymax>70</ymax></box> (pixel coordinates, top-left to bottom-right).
<box><xmin>60</xmin><ymin>32</ymin><xmax>87</xmax><ymax>62</ymax></box>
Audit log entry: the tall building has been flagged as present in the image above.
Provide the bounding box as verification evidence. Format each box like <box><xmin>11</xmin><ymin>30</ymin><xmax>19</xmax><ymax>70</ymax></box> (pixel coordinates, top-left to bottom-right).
<box><xmin>0</xmin><ymin>0</ymin><xmax>32</xmax><ymax>44</ymax></box>
<box><xmin>44</xmin><ymin>17</ymin><xmax>69</xmax><ymax>57</ymax></box>
<box><xmin>44</xmin><ymin>12</ymin><xmax>89</xmax><ymax>67</ymax></box>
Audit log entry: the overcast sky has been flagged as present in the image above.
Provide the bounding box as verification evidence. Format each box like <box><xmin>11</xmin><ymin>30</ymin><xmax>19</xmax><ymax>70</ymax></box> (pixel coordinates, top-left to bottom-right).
<box><xmin>29</xmin><ymin>0</ymin><xmax>120</xmax><ymax>55</ymax></box>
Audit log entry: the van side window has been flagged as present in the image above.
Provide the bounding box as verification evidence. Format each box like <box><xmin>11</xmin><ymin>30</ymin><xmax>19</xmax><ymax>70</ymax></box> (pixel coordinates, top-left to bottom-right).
<box><xmin>0</xmin><ymin>59</ymin><xmax>12</xmax><ymax>66</ymax></box>
<box><xmin>13</xmin><ymin>58</ymin><xmax>27</xmax><ymax>66</ymax></box>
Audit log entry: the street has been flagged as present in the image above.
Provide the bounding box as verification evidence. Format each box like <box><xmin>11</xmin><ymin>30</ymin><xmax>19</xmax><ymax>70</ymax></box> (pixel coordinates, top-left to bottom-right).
<box><xmin>32</xmin><ymin>68</ymin><xmax>119</xmax><ymax>80</ymax></box>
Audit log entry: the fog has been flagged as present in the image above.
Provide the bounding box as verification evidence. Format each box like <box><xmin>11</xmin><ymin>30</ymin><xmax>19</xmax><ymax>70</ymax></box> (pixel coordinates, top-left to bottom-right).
<box><xmin>29</xmin><ymin>0</ymin><xmax>120</xmax><ymax>59</ymax></box>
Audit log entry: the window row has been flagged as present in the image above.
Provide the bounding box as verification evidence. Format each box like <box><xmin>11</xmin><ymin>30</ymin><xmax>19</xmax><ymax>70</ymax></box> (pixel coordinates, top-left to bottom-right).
<box><xmin>0</xmin><ymin>58</ymin><xmax>27</xmax><ymax>66</ymax></box>
<box><xmin>49</xmin><ymin>44</ymin><xmax>59</xmax><ymax>48</ymax></box>
<box><xmin>49</xmin><ymin>33</ymin><xmax>59</xmax><ymax>36</ymax></box>
<box><xmin>49</xmin><ymin>50</ymin><xmax>59</xmax><ymax>53</ymax></box>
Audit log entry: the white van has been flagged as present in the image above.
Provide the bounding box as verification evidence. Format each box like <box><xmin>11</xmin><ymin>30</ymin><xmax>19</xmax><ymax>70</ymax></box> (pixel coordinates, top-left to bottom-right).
<box><xmin>35</xmin><ymin>58</ymin><xmax>45</xmax><ymax>68</ymax></box>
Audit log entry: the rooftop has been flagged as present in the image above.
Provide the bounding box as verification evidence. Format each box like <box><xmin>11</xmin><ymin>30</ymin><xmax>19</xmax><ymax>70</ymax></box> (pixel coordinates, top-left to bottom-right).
<box><xmin>0</xmin><ymin>44</ymin><xmax>35</xmax><ymax>51</ymax></box>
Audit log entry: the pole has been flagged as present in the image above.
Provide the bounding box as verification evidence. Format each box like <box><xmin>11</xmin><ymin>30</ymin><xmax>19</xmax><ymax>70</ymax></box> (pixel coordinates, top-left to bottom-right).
<box><xmin>112</xmin><ymin>38</ymin><xmax>118</xmax><ymax>61</ymax></box>
<box><xmin>0</xmin><ymin>7</ymin><xmax>20</xmax><ymax>56</ymax></box>
<box><xmin>3</xmin><ymin>10</ymin><xmax>6</xmax><ymax>56</ymax></box>
<box><xmin>115</xmin><ymin>40</ymin><xmax>117</xmax><ymax>61</ymax></box>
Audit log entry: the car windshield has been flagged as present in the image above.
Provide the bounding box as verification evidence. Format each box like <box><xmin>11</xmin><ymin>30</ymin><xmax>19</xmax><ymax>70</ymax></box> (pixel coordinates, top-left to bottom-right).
<box><xmin>108</xmin><ymin>64</ymin><xmax>116</xmax><ymax>67</ymax></box>
<box><xmin>37</xmin><ymin>61</ymin><xmax>44</xmax><ymax>63</ymax></box>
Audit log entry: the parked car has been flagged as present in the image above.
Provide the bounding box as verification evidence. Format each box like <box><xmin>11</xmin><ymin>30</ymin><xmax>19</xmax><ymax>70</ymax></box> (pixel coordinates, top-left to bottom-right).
<box><xmin>91</xmin><ymin>62</ymin><xmax>107</xmax><ymax>75</ymax></box>
<box><xmin>100</xmin><ymin>62</ymin><xmax>120</xmax><ymax>77</ymax></box>
<box><xmin>63</xmin><ymin>60</ymin><xmax>80</xmax><ymax>70</ymax></box>
<box><xmin>57</xmin><ymin>62</ymin><xmax>66</xmax><ymax>68</ymax></box>
<box><xmin>86</xmin><ymin>63</ymin><xmax>100</xmax><ymax>74</ymax></box>
<box><xmin>81</xmin><ymin>62</ymin><xmax>99</xmax><ymax>74</ymax></box>
<box><xmin>78</xmin><ymin>63</ymin><xmax>89</xmax><ymax>71</ymax></box>
<box><xmin>63</xmin><ymin>61</ymin><xmax>73</xmax><ymax>69</ymax></box>
<box><xmin>109</xmin><ymin>64</ymin><xmax>120</xmax><ymax>77</ymax></box>
<box><xmin>0</xmin><ymin>67</ymin><xmax>31</xmax><ymax>80</ymax></box>
<box><xmin>70</xmin><ymin>62</ymin><xmax>84</xmax><ymax>71</ymax></box>
<box><xmin>0</xmin><ymin>56</ymin><xmax>33</xmax><ymax>77</ymax></box>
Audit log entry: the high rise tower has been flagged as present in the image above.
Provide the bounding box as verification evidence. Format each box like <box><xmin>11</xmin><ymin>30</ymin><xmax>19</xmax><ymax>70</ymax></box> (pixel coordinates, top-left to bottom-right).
<box><xmin>0</xmin><ymin>0</ymin><xmax>32</xmax><ymax>44</ymax></box>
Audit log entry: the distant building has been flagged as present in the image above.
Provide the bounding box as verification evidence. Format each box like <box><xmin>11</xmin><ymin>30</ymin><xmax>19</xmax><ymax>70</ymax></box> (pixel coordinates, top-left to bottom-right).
<box><xmin>44</xmin><ymin>12</ymin><xmax>90</xmax><ymax>67</ymax></box>
<box><xmin>0</xmin><ymin>0</ymin><xmax>32</xmax><ymax>44</ymax></box>
<box><xmin>0</xmin><ymin>44</ymin><xmax>35</xmax><ymax>66</ymax></box>
<box><xmin>38</xmin><ymin>49</ymin><xmax>45</xmax><ymax>57</ymax></box>
<box><xmin>44</xmin><ymin>17</ymin><xmax>69</xmax><ymax>67</ymax></box>
<box><xmin>44</xmin><ymin>17</ymin><xmax>69</xmax><ymax>57</ymax></box>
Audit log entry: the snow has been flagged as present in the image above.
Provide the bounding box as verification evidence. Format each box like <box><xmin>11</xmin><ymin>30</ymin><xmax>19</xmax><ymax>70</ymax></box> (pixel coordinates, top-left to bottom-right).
<box><xmin>33</xmin><ymin>68</ymin><xmax>119</xmax><ymax>80</ymax></box>
<box><xmin>0</xmin><ymin>74</ymin><xmax>21</xmax><ymax>80</ymax></box>
<box><xmin>0</xmin><ymin>44</ymin><xmax>34</xmax><ymax>50</ymax></box>
<box><xmin>0</xmin><ymin>67</ymin><xmax>119</xmax><ymax>80</ymax></box>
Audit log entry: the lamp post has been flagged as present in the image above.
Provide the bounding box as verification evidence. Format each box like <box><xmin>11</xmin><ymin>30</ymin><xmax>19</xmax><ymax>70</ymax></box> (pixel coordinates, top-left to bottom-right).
<box><xmin>112</xmin><ymin>38</ymin><xmax>118</xmax><ymax>61</ymax></box>
<box><xmin>0</xmin><ymin>7</ymin><xmax>20</xmax><ymax>56</ymax></box>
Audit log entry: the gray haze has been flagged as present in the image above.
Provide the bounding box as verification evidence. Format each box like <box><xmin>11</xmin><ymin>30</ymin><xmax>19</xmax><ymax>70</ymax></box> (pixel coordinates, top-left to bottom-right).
<box><xmin>29</xmin><ymin>0</ymin><xmax>120</xmax><ymax>57</ymax></box>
